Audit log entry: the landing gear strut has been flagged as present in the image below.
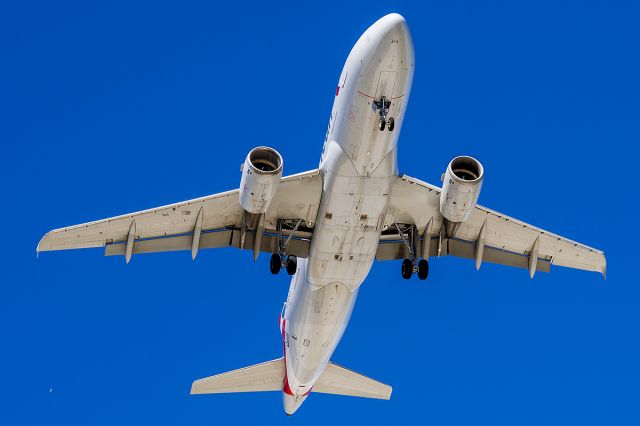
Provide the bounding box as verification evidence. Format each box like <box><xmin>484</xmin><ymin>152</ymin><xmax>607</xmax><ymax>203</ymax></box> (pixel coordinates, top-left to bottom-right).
<box><xmin>270</xmin><ymin>219</ymin><xmax>303</xmax><ymax>276</ymax></box>
<box><xmin>374</xmin><ymin>96</ymin><xmax>395</xmax><ymax>132</ymax></box>
<box><xmin>394</xmin><ymin>222</ymin><xmax>429</xmax><ymax>281</ymax></box>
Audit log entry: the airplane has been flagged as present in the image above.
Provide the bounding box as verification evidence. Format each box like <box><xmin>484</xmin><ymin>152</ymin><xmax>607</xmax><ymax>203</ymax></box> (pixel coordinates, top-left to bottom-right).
<box><xmin>37</xmin><ymin>13</ymin><xmax>606</xmax><ymax>415</ymax></box>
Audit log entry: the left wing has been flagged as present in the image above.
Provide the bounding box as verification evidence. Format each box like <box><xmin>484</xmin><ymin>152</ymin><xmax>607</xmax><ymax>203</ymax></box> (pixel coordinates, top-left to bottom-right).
<box><xmin>379</xmin><ymin>174</ymin><xmax>606</xmax><ymax>277</ymax></box>
<box><xmin>37</xmin><ymin>170</ymin><xmax>322</xmax><ymax>260</ymax></box>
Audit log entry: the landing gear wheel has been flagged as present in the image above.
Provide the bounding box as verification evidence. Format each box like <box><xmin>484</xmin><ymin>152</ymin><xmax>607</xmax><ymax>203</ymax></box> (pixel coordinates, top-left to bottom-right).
<box><xmin>378</xmin><ymin>116</ymin><xmax>386</xmax><ymax>131</ymax></box>
<box><xmin>286</xmin><ymin>256</ymin><xmax>297</xmax><ymax>276</ymax></box>
<box><xmin>387</xmin><ymin>117</ymin><xmax>395</xmax><ymax>131</ymax></box>
<box><xmin>401</xmin><ymin>259</ymin><xmax>413</xmax><ymax>280</ymax></box>
<box><xmin>270</xmin><ymin>253</ymin><xmax>281</xmax><ymax>275</ymax></box>
<box><xmin>417</xmin><ymin>259</ymin><xmax>429</xmax><ymax>280</ymax></box>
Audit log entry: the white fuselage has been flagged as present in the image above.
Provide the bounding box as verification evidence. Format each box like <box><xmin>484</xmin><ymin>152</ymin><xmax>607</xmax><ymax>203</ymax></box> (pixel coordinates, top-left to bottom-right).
<box><xmin>281</xmin><ymin>14</ymin><xmax>414</xmax><ymax>414</ymax></box>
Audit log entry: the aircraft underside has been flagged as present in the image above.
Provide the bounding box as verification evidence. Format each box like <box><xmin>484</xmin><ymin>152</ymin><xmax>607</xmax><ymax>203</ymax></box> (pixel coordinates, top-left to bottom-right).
<box><xmin>38</xmin><ymin>13</ymin><xmax>606</xmax><ymax>416</ymax></box>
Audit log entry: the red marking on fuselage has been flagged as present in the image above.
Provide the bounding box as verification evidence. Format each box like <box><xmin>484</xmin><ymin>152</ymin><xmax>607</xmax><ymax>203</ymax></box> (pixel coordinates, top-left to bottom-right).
<box><xmin>280</xmin><ymin>311</ymin><xmax>314</xmax><ymax>397</ymax></box>
<box><xmin>283</xmin><ymin>375</ymin><xmax>295</xmax><ymax>396</ymax></box>
<box><xmin>357</xmin><ymin>90</ymin><xmax>375</xmax><ymax>99</ymax></box>
<box><xmin>336</xmin><ymin>85</ymin><xmax>340</xmax><ymax>96</ymax></box>
<box><xmin>280</xmin><ymin>314</ymin><xmax>294</xmax><ymax>395</ymax></box>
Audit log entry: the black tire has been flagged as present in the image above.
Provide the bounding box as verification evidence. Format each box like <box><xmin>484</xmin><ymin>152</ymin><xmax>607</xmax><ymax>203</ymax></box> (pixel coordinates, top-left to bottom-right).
<box><xmin>401</xmin><ymin>259</ymin><xmax>413</xmax><ymax>280</ymax></box>
<box><xmin>378</xmin><ymin>116</ymin><xmax>386</xmax><ymax>131</ymax></box>
<box><xmin>417</xmin><ymin>259</ymin><xmax>429</xmax><ymax>280</ymax></box>
<box><xmin>286</xmin><ymin>256</ymin><xmax>297</xmax><ymax>276</ymax></box>
<box><xmin>387</xmin><ymin>117</ymin><xmax>395</xmax><ymax>131</ymax></box>
<box><xmin>270</xmin><ymin>253</ymin><xmax>281</xmax><ymax>275</ymax></box>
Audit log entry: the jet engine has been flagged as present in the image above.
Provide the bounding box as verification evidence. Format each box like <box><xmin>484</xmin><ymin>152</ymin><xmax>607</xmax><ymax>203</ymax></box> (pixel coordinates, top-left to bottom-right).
<box><xmin>439</xmin><ymin>156</ymin><xmax>484</xmax><ymax>237</ymax></box>
<box><xmin>239</xmin><ymin>146</ymin><xmax>283</xmax><ymax>215</ymax></box>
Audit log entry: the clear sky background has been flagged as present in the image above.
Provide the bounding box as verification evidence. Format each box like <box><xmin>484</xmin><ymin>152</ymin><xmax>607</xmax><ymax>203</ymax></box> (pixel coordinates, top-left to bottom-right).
<box><xmin>2</xmin><ymin>1</ymin><xmax>639</xmax><ymax>424</ymax></box>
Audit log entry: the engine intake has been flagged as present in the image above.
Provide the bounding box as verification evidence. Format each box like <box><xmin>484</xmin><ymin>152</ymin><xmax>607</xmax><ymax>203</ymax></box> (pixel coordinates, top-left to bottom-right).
<box><xmin>439</xmin><ymin>156</ymin><xmax>484</xmax><ymax>236</ymax></box>
<box><xmin>239</xmin><ymin>146</ymin><xmax>283</xmax><ymax>215</ymax></box>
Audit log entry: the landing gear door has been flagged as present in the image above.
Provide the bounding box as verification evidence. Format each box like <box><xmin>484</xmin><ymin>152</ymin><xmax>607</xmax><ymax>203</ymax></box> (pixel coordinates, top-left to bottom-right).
<box><xmin>374</xmin><ymin>71</ymin><xmax>397</xmax><ymax>100</ymax></box>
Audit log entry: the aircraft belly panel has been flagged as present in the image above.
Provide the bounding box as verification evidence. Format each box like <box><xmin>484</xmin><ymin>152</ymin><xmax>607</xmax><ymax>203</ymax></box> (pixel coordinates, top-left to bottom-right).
<box><xmin>281</xmin><ymin>13</ymin><xmax>415</xmax><ymax>406</ymax></box>
<box><xmin>306</xmin><ymin>172</ymin><xmax>391</xmax><ymax>291</ymax></box>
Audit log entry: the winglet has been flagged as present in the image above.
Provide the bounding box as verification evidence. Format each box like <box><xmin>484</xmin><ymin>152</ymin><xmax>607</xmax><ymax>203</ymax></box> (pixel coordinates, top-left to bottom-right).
<box><xmin>36</xmin><ymin>232</ymin><xmax>48</xmax><ymax>255</ymax></box>
<box><xmin>36</xmin><ymin>231</ymin><xmax>53</xmax><ymax>258</ymax></box>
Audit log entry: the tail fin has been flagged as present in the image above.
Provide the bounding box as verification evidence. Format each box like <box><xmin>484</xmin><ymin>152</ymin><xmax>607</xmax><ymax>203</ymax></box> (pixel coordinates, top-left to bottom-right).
<box><xmin>191</xmin><ymin>358</ymin><xmax>284</xmax><ymax>394</ymax></box>
<box><xmin>314</xmin><ymin>362</ymin><xmax>392</xmax><ymax>400</ymax></box>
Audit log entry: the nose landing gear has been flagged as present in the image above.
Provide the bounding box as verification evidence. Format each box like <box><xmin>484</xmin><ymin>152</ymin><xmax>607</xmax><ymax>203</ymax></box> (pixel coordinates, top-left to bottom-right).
<box><xmin>374</xmin><ymin>96</ymin><xmax>395</xmax><ymax>132</ymax></box>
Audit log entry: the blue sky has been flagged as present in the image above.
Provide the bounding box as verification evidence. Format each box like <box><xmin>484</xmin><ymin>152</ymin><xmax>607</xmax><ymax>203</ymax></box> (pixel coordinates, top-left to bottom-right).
<box><xmin>2</xmin><ymin>1</ymin><xmax>639</xmax><ymax>424</ymax></box>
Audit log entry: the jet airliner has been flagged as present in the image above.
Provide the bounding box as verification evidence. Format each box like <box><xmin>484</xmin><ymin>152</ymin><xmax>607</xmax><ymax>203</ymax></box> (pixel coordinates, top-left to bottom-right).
<box><xmin>38</xmin><ymin>13</ymin><xmax>606</xmax><ymax>415</ymax></box>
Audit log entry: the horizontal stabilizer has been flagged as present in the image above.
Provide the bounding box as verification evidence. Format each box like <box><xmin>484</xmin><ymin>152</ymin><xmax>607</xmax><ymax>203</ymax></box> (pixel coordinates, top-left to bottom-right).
<box><xmin>191</xmin><ymin>358</ymin><xmax>284</xmax><ymax>394</ymax></box>
<box><xmin>314</xmin><ymin>362</ymin><xmax>392</xmax><ymax>400</ymax></box>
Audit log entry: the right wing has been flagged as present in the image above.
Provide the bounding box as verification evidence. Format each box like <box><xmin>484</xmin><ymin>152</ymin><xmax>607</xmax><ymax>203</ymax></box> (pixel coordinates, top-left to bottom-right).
<box><xmin>381</xmin><ymin>174</ymin><xmax>606</xmax><ymax>277</ymax></box>
<box><xmin>37</xmin><ymin>170</ymin><xmax>322</xmax><ymax>260</ymax></box>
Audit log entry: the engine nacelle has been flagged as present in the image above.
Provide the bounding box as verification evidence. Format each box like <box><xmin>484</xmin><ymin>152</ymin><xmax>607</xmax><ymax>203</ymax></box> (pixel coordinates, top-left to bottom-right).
<box><xmin>239</xmin><ymin>146</ymin><xmax>283</xmax><ymax>215</ymax></box>
<box><xmin>439</xmin><ymin>156</ymin><xmax>484</xmax><ymax>236</ymax></box>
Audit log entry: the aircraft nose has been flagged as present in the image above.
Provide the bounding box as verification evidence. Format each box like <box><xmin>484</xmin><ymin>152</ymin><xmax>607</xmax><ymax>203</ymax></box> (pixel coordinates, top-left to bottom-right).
<box><xmin>357</xmin><ymin>13</ymin><xmax>414</xmax><ymax>67</ymax></box>
<box><xmin>369</xmin><ymin>13</ymin><xmax>409</xmax><ymax>41</ymax></box>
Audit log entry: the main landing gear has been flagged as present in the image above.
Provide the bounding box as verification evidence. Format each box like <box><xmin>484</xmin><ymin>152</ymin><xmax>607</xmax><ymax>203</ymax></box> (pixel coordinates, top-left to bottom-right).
<box><xmin>374</xmin><ymin>96</ymin><xmax>395</xmax><ymax>132</ymax></box>
<box><xmin>394</xmin><ymin>223</ymin><xmax>429</xmax><ymax>281</ymax></box>
<box><xmin>401</xmin><ymin>258</ymin><xmax>429</xmax><ymax>280</ymax></box>
<box><xmin>270</xmin><ymin>219</ymin><xmax>303</xmax><ymax>276</ymax></box>
<box><xmin>270</xmin><ymin>253</ymin><xmax>297</xmax><ymax>276</ymax></box>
